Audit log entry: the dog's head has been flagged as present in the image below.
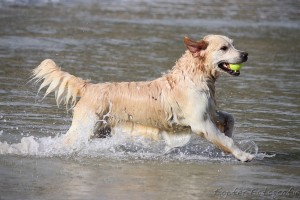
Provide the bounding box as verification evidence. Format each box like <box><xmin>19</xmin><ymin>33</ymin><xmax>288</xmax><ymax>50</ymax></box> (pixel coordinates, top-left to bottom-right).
<box><xmin>184</xmin><ymin>35</ymin><xmax>248</xmax><ymax>76</ymax></box>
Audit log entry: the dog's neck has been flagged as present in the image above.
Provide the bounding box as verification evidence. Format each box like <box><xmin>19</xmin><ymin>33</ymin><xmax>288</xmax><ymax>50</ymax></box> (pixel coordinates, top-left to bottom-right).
<box><xmin>163</xmin><ymin>51</ymin><xmax>218</xmax><ymax>105</ymax></box>
<box><xmin>167</xmin><ymin>51</ymin><xmax>219</xmax><ymax>88</ymax></box>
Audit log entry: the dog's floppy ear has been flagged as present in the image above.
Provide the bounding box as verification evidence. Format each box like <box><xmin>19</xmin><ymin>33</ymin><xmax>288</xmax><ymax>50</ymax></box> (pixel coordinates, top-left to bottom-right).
<box><xmin>184</xmin><ymin>37</ymin><xmax>208</xmax><ymax>57</ymax></box>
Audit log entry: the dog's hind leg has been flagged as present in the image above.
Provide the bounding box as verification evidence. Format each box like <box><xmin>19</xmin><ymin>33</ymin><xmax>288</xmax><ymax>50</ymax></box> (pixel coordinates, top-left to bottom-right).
<box><xmin>115</xmin><ymin>122</ymin><xmax>161</xmax><ymax>141</ymax></box>
<box><xmin>162</xmin><ymin>131</ymin><xmax>191</xmax><ymax>154</ymax></box>
<box><xmin>62</xmin><ymin>104</ymin><xmax>98</xmax><ymax>149</ymax></box>
<box><xmin>216</xmin><ymin>111</ymin><xmax>234</xmax><ymax>138</ymax></box>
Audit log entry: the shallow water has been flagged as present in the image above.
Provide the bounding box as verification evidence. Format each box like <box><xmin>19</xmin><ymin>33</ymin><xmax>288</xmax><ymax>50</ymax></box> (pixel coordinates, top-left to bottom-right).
<box><xmin>0</xmin><ymin>0</ymin><xmax>300</xmax><ymax>199</ymax></box>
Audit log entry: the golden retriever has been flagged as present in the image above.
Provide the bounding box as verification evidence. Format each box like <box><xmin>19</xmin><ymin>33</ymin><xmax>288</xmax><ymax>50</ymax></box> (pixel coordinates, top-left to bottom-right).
<box><xmin>31</xmin><ymin>35</ymin><xmax>253</xmax><ymax>162</ymax></box>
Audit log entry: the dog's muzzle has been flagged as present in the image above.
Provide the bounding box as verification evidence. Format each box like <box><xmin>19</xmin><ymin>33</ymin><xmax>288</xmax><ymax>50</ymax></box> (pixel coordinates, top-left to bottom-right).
<box><xmin>218</xmin><ymin>52</ymin><xmax>248</xmax><ymax>76</ymax></box>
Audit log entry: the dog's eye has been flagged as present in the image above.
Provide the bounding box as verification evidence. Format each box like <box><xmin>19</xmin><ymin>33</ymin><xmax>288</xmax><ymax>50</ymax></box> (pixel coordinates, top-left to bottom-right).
<box><xmin>220</xmin><ymin>46</ymin><xmax>228</xmax><ymax>51</ymax></box>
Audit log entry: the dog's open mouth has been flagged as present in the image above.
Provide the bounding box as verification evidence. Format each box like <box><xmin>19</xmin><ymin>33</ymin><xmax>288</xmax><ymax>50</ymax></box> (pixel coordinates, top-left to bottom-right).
<box><xmin>218</xmin><ymin>62</ymin><xmax>240</xmax><ymax>76</ymax></box>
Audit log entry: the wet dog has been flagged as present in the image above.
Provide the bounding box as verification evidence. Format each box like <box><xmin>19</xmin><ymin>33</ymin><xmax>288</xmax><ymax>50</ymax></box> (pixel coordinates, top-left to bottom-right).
<box><xmin>31</xmin><ymin>35</ymin><xmax>253</xmax><ymax>162</ymax></box>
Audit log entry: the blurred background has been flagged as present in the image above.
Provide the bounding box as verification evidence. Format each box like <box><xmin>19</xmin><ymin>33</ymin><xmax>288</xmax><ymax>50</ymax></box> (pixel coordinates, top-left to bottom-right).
<box><xmin>0</xmin><ymin>0</ymin><xmax>299</xmax><ymax>199</ymax></box>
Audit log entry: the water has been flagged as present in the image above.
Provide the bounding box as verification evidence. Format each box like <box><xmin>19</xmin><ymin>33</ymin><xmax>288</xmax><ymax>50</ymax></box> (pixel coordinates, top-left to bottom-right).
<box><xmin>0</xmin><ymin>0</ymin><xmax>299</xmax><ymax>199</ymax></box>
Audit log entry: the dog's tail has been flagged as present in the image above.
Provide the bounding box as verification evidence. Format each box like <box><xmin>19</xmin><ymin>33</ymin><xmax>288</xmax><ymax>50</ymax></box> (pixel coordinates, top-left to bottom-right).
<box><xmin>31</xmin><ymin>59</ymin><xmax>89</xmax><ymax>108</ymax></box>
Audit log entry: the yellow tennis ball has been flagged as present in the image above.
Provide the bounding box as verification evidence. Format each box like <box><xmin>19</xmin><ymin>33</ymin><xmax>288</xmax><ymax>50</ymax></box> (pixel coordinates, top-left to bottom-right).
<box><xmin>229</xmin><ymin>63</ymin><xmax>243</xmax><ymax>71</ymax></box>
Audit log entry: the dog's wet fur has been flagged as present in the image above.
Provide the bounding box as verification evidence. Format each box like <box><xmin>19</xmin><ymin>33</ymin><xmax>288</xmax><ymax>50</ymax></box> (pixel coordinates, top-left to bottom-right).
<box><xmin>31</xmin><ymin>35</ymin><xmax>253</xmax><ymax>162</ymax></box>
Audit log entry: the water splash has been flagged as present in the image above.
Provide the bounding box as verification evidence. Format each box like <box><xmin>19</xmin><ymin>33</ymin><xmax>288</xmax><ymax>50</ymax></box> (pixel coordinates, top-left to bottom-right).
<box><xmin>0</xmin><ymin>134</ymin><xmax>68</xmax><ymax>156</ymax></box>
<box><xmin>0</xmin><ymin>130</ymin><xmax>163</xmax><ymax>158</ymax></box>
<box><xmin>0</xmin><ymin>130</ymin><xmax>275</xmax><ymax>162</ymax></box>
<box><xmin>237</xmin><ymin>140</ymin><xmax>276</xmax><ymax>160</ymax></box>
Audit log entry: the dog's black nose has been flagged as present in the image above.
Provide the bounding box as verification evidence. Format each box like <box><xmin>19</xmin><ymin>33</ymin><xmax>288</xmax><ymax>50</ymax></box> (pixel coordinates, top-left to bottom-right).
<box><xmin>241</xmin><ymin>52</ymin><xmax>248</xmax><ymax>61</ymax></box>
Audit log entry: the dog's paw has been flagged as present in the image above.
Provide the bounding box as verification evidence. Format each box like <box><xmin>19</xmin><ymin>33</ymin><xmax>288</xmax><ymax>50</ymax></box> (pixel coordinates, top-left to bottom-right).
<box><xmin>234</xmin><ymin>151</ymin><xmax>255</xmax><ymax>162</ymax></box>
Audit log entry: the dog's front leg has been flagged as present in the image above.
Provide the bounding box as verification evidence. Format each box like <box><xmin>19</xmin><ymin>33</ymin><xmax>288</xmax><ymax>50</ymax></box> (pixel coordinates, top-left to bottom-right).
<box><xmin>191</xmin><ymin>120</ymin><xmax>254</xmax><ymax>162</ymax></box>
<box><xmin>216</xmin><ymin>111</ymin><xmax>234</xmax><ymax>138</ymax></box>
